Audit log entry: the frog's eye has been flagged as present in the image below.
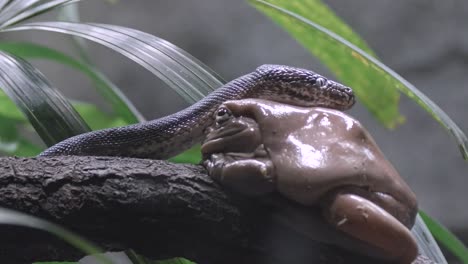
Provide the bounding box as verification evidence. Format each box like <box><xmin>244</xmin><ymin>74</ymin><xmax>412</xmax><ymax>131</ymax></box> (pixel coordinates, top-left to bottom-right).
<box><xmin>215</xmin><ymin>107</ymin><xmax>232</xmax><ymax>125</ymax></box>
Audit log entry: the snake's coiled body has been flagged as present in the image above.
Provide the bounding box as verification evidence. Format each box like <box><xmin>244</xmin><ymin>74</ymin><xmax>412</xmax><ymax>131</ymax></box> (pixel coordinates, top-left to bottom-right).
<box><xmin>40</xmin><ymin>65</ymin><xmax>355</xmax><ymax>159</ymax></box>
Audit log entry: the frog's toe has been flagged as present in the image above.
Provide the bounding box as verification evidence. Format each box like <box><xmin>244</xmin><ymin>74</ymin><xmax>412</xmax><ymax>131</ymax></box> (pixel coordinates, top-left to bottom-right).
<box><xmin>322</xmin><ymin>192</ymin><xmax>418</xmax><ymax>264</ymax></box>
<box><xmin>205</xmin><ymin>156</ymin><xmax>276</xmax><ymax>196</ymax></box>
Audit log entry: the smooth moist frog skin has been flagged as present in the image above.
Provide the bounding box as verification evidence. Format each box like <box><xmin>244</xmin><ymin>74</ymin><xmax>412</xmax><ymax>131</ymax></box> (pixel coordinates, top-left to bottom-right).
<box><xmin>202</xmin><ymin>98</ymin><xmax>418</xmax><ymax>264</ymax></box>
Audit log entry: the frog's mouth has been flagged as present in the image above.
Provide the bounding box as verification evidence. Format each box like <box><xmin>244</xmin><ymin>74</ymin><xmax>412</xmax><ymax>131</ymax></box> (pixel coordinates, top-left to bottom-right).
<box><xmin>202</xmin><ymin>117</ymin><xmax>262</xmax><ymax>156</ymax></box>
<box><xmin>205</xmin><ymin>121</ymin><xmax>250</xmax><ymax>141</ymax></box>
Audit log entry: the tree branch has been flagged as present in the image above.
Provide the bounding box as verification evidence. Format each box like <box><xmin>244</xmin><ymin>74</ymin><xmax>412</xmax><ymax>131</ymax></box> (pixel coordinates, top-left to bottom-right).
<box><xmin>0</xmin><ymin>156</ymin><xmax>430</xmax><ymax>264</ymax></box>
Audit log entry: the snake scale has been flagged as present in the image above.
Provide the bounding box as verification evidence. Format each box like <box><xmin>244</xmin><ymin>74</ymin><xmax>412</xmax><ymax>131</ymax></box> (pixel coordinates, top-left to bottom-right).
<box><xmin>40</xmin><ymin>65</ymin><xmax>355</xmax><ymax>159</ymax></box>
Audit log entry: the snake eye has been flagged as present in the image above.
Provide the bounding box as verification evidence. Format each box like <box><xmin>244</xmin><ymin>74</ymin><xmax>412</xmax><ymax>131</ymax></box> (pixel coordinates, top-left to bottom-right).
<box><xmin>315</xmin><ymin>77</ymin><xmax>327</xmax><ymax>88</ymax></box>
<box><xmin>215</xmin><ymin>107</ymin><xmax>232</xmax><ymax>125</ymax></box>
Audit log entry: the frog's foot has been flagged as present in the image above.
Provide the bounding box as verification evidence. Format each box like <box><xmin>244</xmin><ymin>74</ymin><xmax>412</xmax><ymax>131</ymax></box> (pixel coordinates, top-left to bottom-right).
<box><xmin>203</xmin><ymin>153</ymin><xmax>276</xmax><ymax>196</ymax></box>
<box><xmin>322</xmin><ymin>192</ymin><xmax>418</xmax><ymax>264</ymax></box>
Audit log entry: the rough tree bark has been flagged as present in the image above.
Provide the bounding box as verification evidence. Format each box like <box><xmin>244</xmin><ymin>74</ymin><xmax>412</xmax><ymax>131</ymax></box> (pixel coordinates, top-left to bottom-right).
<box><xmin>0</xmin><ymin>156</ymin><xmax>431</xmax><ymax>264</ymax></box>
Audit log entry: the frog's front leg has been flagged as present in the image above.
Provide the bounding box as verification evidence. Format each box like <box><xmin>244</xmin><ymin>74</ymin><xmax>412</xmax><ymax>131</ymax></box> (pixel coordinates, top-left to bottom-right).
<box><xmin>204</xmin><ymin>152</ymin><xmax>276</xmax><ymax>196</ymax></box>
<box><xmin>322</xmin><ymin>191</ymin><xmax>418</xmax><ymax>264</ymax></box>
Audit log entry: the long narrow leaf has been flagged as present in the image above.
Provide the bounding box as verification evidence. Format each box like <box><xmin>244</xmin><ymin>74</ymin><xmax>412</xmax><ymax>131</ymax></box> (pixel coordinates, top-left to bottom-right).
<box><xmin>0</xmin><ymin>207</ymin><xmax>111</xmax><ymax>264</ymax></box>
<box><xmin>0</xmin><ymin>96</ymin><xmax>125</xmax><ymax>156</ymax></box>
<box><xmin>249</xmin><ymin>0</ymin><xmax>468</xmax><ymax>159</ymax></box>
<box><xmin>0</xmin><ymin>116</ymin><xmax>41</xmax><ymax>156</ymax></box>
<box><xmin>55</xmin><ymin>5</ymin><xmax>143</xmax><ymax>123</ymax></box>
<box><xmin>0</xmin><ymin>0</ymin><xmax>41</xmax><ymax>25</ymax></box>
<box><xmin>249</xmin><ymin>0</ymin><xmax>402</xmax><ymax>128</ymax></box>
<box><xmin>253</xmin><ymin>0</ymin><xmax>378</xmax><ymax>56</ymax></box>
<box><xmin>125</xmin><ymin>249</ymin><xmax>196</xmax><ymax>264</ymax></box>
<box><xmin>72</xmin><ymin>101</ymin><xmax>127</xmax><ymax>130</ymax></box>
<box><xmin>420</xmin><ymin>211</ymin><xmax>468</xmax><ymax>264</ymax></box>
<box><xmin>4</xmin><ymin>22</ymin><xmax>224</xmax><ymax>104</ymax></box>
<box><xmin>0</xmin><ymin>42</ymin><xmax>143</xmax><ymax>123</ymax></box>
<box><xmin>169</xmin><ymin>144</ymin><xmax>201</xmax><ymax>164</ymax></box>
<box><xmin>1</xmin><ymin>0</ymin><xmax>81</xmax><ymax>28</ymax></box>
<box><xmin>58</xmin><ymin>2</ymin><xmax>93</xmax><ymax>64</ymax></box>
<box><xmin>0</xmin><ymin>91</ymin><xmax>25</xmax><ymax>120</ymax></box>
<box><xmin>0</xmin><ymin>51</ymin><xmax>89</xmax><ymax>146</ymax></box>
<box><xmin>0</xmin><ymin>0</ymin><xmax>11</xmax><ymax>11</ymax></box>
<box><xmin>412</xmin><ymin>214</ymin><xmax>448</xmax><ymax>264</ymax></box>
<box><xmin>99</xmin><ymin>25</ymin><xmax>224</xmax><ymax>95</ymax></box>
<box><xmin>7</xmin><ymin>138</ymin><xmax>41</xmax><ymax>156</ymax></box>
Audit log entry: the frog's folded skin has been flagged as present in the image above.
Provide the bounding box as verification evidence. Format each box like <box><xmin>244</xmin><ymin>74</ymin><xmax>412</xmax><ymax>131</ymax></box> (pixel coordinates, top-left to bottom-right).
<box><xmin>40</xmin><ymin>65</ymin><xmax>419</xmax><ymax>263</ymax></box>
<box><xmin>202</xmin><ymin>99</ymin><xmax>418</xmax><ymax>264</ymax></box>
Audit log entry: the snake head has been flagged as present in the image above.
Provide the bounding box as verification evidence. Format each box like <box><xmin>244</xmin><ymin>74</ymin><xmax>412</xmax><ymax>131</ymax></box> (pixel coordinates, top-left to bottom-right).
<box><xmin>254</xmin><ymin>64</ymin><xmax>355</xmax><ymax>110</ymax></box>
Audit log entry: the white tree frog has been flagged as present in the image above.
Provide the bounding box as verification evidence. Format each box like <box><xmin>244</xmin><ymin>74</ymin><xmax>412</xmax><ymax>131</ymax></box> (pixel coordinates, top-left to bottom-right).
<box><xmin>202</xmin><ymin>98</ymin><xmax>418</xmax><ymax>263</ymax></box>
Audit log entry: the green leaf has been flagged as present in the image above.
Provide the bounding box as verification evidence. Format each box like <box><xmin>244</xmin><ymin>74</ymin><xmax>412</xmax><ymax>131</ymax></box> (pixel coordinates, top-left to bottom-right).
<box><xmin>248</xmin><ymin>0</ymin><xmax>468</xmax><ymax>159</ymax></box>
<box><xmin>412</xmin><ymin>214</ymin><xmax>448</xmax><ymax>263</ymax></box>
<box><xmin>169</xmin><ymin>144</ymin><xmax>201</xmax><ymax>164</ymax></box>
<box><xmin>57</xmin><ymin>3</ymin><xmax>93</xmax><ymax>64</ymax></box>
<box><xmin>254</xmin><ymin>0</ymin><xmax>377</xmax><ymax>56</ymax></box>
<box><xmin>0</xmin><ymin>89</ymin><xmax>26</xmax><ymax>121</ymax></box>
<box><xmin>12</xmin><ymin>138</ymin><xmax>42</xmax><ymax>156</ymax></box>
<box><xmin>0</xmin><ymin>207</ymin><xmax>112</xmax><ymax>264</ymax></box>
<box><xmin>420</xmin><ymin>211</ymin><xmax>468</xmax><ymax>264</ymax></box>
<box><xmin>0</xmin><ymin>98</ymin><xmax>127</xmax><ymax>156</ymax></box>
<box><xmin>0</xmin><ymin>116</ymin><xmax>22</xmax><ymax>153</ymax></box>
<box><xmin>0</xmin><ymin>95</ymin><xmax>120</xmax><ymax>157</ymax></box>
<box><xmin>248</xmin><ymin>0</ymin><xmax>402</xmax><ymax>128</ymax></box>
<box><xmin>2</xmin><ymin>22</ymin><xmax>227</xmax><ymax>157</ymax></box>
<box><xmin>0</xmin><ymin>1</ymin><xmax>10</xmax><ymax>11</ymax></box>
<box><xmin>72</xmin><ymin>101</ymin><xmax>127</xmax><ymax>130</ymax></box>
<box><xmin>0</xmin><ymin>115</ymin><xmax>42</xmax><ymax>156</ymax></box>
<box><xmin>0</xmin><ymin>51</ymin><xmax>90</xmax><ymax>146</ymax></box>
<box><xmin>0</xmin><ymin>0</ymin><xmax>80</xmax><ymax>28</ymax></box>
<box><xmin>0</xmin><ymin>42</ymin><xmax>142</xmax><ymax>124</ymax></box>
<box><xmin>33</xmin><ymin>261</ymin><xmax>80</xmax><ymax>264</ymax></box>
<box><xmin>0</xmin><ymin>0</ymin><xmax>43</xmax><ymax>26</ymax></box>
<box><xmin>125</xmin><ymin>250</ymin><xmax>196</xmax><ymax>264</ymax></box>
<box><xmin>125</xmin><ymin>249</ymin><xmax>151</xmax><ymax>264</ymax></box>
<box><xmin>0</xmin><ymin>131</ymin><xmax>42</xmax><ymax>156</ymax></box>
<box><xmin>4</xmin><ymin>22</ymin><xmax>225</xmax><ymax>104</ymax></box>
<box><xmin>155</xmin><ymin>258</ymin><xmax>196</xmax><ymax>264</ymax></box>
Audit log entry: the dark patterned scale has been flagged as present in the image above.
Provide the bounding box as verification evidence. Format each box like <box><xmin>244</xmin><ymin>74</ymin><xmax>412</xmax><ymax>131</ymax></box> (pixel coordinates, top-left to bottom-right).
<box><xmin>40</xmin><ymin>65</ymin><xmax>355</xmax><ymax>159</ymax></box>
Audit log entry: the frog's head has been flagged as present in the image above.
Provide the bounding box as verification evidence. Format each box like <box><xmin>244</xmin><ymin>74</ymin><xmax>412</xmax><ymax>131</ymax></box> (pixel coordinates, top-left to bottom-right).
<box><xmin>202</xmin><ymin>105</ymin><xmax>262</xmax><ymax>157</ymax></box>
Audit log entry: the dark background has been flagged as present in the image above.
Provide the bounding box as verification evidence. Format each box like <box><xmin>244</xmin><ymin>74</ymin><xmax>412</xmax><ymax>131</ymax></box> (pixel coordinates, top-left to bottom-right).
<box><xmin>3</xmin><ymin>0</ymin><xmax>467</xmax><ymax>253</ymax></box>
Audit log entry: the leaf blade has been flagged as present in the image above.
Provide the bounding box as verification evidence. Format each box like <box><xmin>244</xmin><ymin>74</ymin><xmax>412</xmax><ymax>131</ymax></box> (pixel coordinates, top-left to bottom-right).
<box><xmin>0</xmin><ymin>91</ymin><xmax>25</xmax><ymax>121</ymax></box>
<box><xmin>72</xmin><ymin>101</ymin><xmax>127</xmax><ymax>130</ymax></box>
<box><xmin>0</xmin><ymin>0</ymin><xmax>81</xmax><ymax>27</ymax></box>
<box><xmin>4</xmin><ymin>21</ymin><xmax>224</xmax><ymax>104</ymax></box>
<box><xmin>420</xmin><ymin>211</ymin><xmax>468</xmax><ymax>264</ymax></box>
<box><xmin>0</xmin><ymin>51</ymin><xmax>89</xmax><ymax>146</ymax></box>
<box><xmin>248</xmin><ymin>0</ymin><xmax>468</xmax><ymax>159</ymax></box>
<box><xmin>0</xmin><ymin>41</ymin><xmax>143</xmax><ymax>123</ymax></box>
<box><xmin>169</xmin><ymin>145</ymin><xmax>201</xmax><ymax>164</ymax></box>
<box><xmin>0</xmin><ymin>0</ymin><xmax>41</xmax><ymax>26</ymax></box>
<box><xmin>249</xmin><ymin>0</ymin><xmax>403</xmax><ymax>128</ymax></box>
<box><xmin>0</xmin><ymin>117</ymin><xmax>42</xmax><ymax>156</ymax></box>
<box><xmin>0</xmin><ymin>0</ymin><xmax>11</xmax><ymax>11</ymax></box>
<box><xmin>0</xmin><ymin>207</ymin><xmax>111</xmax><ymax>264</ymax></box>
<box><xmin>98</xmin><ymin>24</ymin><xmax>225</xmax><ymax>96</ymax></box>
